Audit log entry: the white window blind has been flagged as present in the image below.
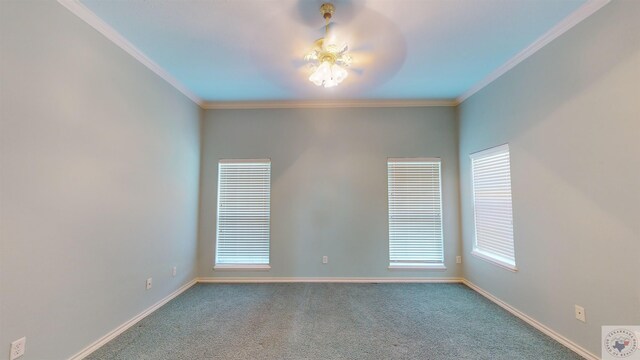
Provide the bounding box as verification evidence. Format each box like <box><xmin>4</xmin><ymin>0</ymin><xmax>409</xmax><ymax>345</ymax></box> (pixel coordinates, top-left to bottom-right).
<box><xmin>388</xmin><ymin>158</ymin><xmax>444</xmax><ymax>269</ymax></box>
<box><xmin>215</xmin><ymin>159</ymin><xmax>271</xmax><ymax>268</ymax></box>
<box><xmin>470</xmin><ymin>144</ymin><xmax>516</xmax><ymax>270</ymax></box>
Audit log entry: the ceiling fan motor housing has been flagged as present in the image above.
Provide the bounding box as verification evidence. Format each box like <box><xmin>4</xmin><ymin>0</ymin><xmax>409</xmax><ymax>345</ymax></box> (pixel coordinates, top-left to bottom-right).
<box><xmin>320</xmin><ymin>3</ymin><xmax>335</xmax><ymax>20</ymax></box>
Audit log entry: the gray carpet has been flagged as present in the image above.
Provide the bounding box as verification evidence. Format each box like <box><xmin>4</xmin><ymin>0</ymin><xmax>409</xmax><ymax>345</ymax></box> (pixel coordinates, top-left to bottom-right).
<box><xmin>87</xmin><ymin>283</ymin><xmax>583</xmax><ymax>359</ymax></box>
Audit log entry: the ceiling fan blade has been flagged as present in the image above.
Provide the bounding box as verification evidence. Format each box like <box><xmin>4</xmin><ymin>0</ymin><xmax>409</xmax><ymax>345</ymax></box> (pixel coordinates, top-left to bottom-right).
<box><xmin>348</xmin><ymin>43</ymin><xmax>375</xmax><ymax>53</ymax></box>
<box><xmin>349</xmin><ymin>67</ymin><xmax>365</xmax><ymax>76</ymax></box>
<box><xmin>253</xmin><ymin>1</ymin><xmax>407</xmax><ymax>96</ymax></box>
<box><xmin>344</xmin><ymin>51</ymin><xmax>374</xmax><ymax>67</ymax></box>
<box><xmin>292</xmin><ymin>59</ymin><xmax>306</xmax><ymax>67</ymax></box>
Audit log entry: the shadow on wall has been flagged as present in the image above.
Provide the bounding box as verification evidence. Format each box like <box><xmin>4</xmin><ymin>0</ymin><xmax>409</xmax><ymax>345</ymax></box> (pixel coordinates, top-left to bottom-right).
<box><xmin>458</xmin><ymin>1</ymin><xmax>640</xmax><ymax>349</ymax></box>
<box><xmin>201</xmin><ymin>106</ymin><xmax>459</xmax><ymax>277</ymax></box>
<box><xmin>269</xmin><ymin>109</ymin><xmax>388</xmax><ymax>275</ymax></box>
<box><xmin>265</xmin><ymin>108</ymin><xmax>456</xmax><ymax>276</ymax></box>
<box><xmin>461</xmin><ymin>0</ymin><xmax>640</xmax><ymax>233</ymax></box>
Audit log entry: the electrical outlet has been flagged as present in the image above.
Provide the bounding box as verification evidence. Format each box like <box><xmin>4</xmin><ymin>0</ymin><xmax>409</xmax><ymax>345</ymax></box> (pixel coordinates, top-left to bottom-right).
<box><xmin>146</xmin><ymin>278</ymin><xmax>152</xmax><ymax>290</ymax></box>
<box><xmin>10</xmin><ymin>337</ymin><xmax>26</xmax><ymax>360</ymax></box>
<box><xmin>456</xmin><ymin>256</ymin><xmax>462</xmax><ymax>264</ymax></box>
<box><xmin>322</xmin><ymin>256</ymin><xmax>328</xmax><ymax>264</ymax></box>
<box><xmin>575</xmin><ymin>305</ymin><xmax>586</xmax><ymax>322</ymax></box>
<box><xmin>172</xmin><ymin>267</ymin><xmax>177</xmax><ymax>277</ymax></box>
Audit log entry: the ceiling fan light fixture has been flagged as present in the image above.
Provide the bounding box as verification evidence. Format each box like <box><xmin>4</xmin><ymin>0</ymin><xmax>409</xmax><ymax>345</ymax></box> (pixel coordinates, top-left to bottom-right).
<box><xmin>304</xmin><ymin>3</ymin><xmax>351</xmax><ymax>88</ymax></box>
<box><xmin>309</xmin><ymin>61</ymin><xmax>332</xmax><ymax>86</ymax></box>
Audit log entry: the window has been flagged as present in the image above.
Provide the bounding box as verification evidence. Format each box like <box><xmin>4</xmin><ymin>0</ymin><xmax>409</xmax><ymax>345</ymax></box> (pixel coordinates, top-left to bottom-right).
<box><xmin>215</xmin><ymin>159</ymin><xmax>271</xmax><ymax>270</ymax></box>
<box><xmin>470</xmin><ymin>144</ymin><xmax>516</xmax><ymax>271</ymax></box>
<box><xmin>387</xmin><ymin>158</ymin><xmax>445</xmax><ymax>269</ymax></box>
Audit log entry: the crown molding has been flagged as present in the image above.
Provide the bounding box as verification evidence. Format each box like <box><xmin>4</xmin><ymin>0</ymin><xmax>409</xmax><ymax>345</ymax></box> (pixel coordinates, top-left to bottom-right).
<box><xmin>457</xmin><ymin>0</ymin><xmax>611</xmax><ymax>104</ymax></box>
<box><xmin>201</xmin><ymin>99</ymin><xmax>459</xmax><ymax>110</ymax></box>
<box><xmin>57</xmin><ymin>0</ymin><xmax>454</xmax><ymax>111</ymax></box>
<box><xmin>59</xmin><ymin>0</ymin><xmax>609</xmax><ymax>110</ymax></box>
<box><xmin>57</xmin><ymin>0</ymin><xmax>203</xmax><ymax>106</ymax></box>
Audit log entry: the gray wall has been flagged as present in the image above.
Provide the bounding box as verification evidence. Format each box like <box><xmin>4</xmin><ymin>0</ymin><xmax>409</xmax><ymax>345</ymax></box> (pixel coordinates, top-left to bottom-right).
<box><xmin>198</xmin><ymin>107</ymin><xmax>461</xmax><ymax>279</ymax></box>
<box><xmin>0</xmin><ymin>1</ymin><xmax>201</xmax><ymax>359</ymax></box>
<box><xmin>458</xmin><ymin>0</ymin><xmax>640</xmax><ymax>355</ymax></box>
<box><xmin>3</xmin><ymin>0</ymin><xmax>637</xmax><ymax>358</ymax></box>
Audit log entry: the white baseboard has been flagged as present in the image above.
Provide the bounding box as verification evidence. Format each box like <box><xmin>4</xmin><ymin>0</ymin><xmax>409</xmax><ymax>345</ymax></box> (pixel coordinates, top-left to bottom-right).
<box><xmin>197</xmin><ymin>277</ymin><xmax>463</xmax><ymax>283</ymax></box>
<box><xmin>68</xmin><ymin>279</ymin><xmax>197</xmax><ymax>360</ymax></box>
<box><xmin>68</xmin><ymin>277</ymin><xmax>594</xmax><ymax>360</ymax></box>
<box><xmin>67</xmin><ymin>276</ymin><xmax>460</xmax><ymax>358</ymax></box>
<box><xmin>462</xmin><ymin>279</ymin><xmax>599</xmax><ymax>360</ymax></box>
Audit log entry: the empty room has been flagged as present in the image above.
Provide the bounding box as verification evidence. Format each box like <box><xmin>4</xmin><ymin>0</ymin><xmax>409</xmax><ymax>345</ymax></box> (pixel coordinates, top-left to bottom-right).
<box><xmin>1</xmin><ymin>0</ymin><xmax>638</xmax><ymax>359</ymax></box>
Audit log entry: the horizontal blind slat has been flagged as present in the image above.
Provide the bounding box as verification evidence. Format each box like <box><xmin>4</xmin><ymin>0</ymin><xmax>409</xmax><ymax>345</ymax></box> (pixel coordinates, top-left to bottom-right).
<box><xmin>388</xmin><ymin>160</ymin><xmax>444</xmax><ymax>265</ymax></box>
<box><xmin>216</xmin><ymin>161</ymin><xmax>271</xmax><ymax>265</ymax></box>
<box><xmin>471</xmin><ymin>146</ymin><xmax>515</xmax><ymax>266</ymax></box>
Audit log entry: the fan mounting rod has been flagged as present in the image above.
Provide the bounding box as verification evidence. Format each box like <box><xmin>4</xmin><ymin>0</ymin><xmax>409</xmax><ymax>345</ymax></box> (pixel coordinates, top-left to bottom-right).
<box><xmin>320</xmin><ymin>3</ymin><xmax>335</xmax><ymax>21</ymax></box>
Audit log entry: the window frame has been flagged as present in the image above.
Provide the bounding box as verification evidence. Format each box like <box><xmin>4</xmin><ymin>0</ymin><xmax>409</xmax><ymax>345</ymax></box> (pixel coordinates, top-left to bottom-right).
<box><xmin>387</xmin><ymin>157</ymin><xmax>446</xmax><ymax>270</ymax></box>
<box><xmin>214</xmin><ymin>158</ymin><xmax>271</xmax><ymax>271</ymax></box>
<box><xmin>469</xmin><ymin>144</ymin><xmax>517</xmax><ymax>272</ymax></box>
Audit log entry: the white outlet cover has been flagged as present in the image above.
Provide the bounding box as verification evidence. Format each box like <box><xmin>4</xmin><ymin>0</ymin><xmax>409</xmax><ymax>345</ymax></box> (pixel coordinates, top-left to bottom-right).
<box><xmin>146</xmin><ymin>278</ymin><xmax>152</xmax><ymax>290</ymax></box>
<box><xmin>575</xmin><ymin>305</ymin><xmax>586</xmax><ymax>322</ymax></box>
<box><xmin>172</xmin><ymin>267</ymin><xmax>177</xmax><ymax>277</ymax></box>
<box><xmin>10</xmin><ymin>337</ymin><xmax>26</xmax><ymax>360</ymax></box>
<box><xmin>456</xmin><ymin>256</ymin><xmax>462</xmax><ymax>264</ymax></box>
<box><xmin>322</xmin><ymin>256</ymin><xmax>328</xmax><ymax>264</ymax></box>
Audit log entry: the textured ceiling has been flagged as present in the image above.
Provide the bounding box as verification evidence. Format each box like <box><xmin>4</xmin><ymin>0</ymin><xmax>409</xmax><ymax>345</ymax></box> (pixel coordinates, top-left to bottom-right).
<box><xmin>80</xmin><ymin>0</ymin><xmax>588</xmax><ymax>102</ymax></box>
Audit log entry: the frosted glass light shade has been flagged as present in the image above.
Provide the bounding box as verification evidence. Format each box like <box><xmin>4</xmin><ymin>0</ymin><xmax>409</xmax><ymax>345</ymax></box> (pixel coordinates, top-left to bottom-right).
<box><xmin>331</xmin><ymin>64</ymin><xmax>348</xmax><ymax>83</ymax></box>
<box><xmin>308</xmin><ymin>61</ymin><xmax>348</xmax><ymax>88</ymax></box>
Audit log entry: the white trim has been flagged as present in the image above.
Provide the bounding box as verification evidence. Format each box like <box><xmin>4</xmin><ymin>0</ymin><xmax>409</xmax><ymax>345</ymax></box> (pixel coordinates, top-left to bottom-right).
<box><xmin>57</xmin><ymin>0</ymin><xmax>203</xmax><ymax>106</ymax></box>
<box><xmin>57</xmin><ymin>0</ymin><xmax>609</xmax><ymax>109</ymax></box>
<box><xmin>462</xmin><ymin>279</ymin><xmax>599</xmax><ymax>360</ymax></box>
<box><xmin>388</xmin><ymin>264</ymin><xmax>447</xmax><ymax>270</ymax></box>
<box><xmin>54</xmin><ymin>0</ymin><xmax>455</xmax><ymax>110</ymax></box>
<box><xmin>469</xmin><ymin>143</ymin><xmax>510</xmax><ymax>159</ymax></box>
<box><xmin>457</xmin><ymin>0</ymin><xmax>611</xmax><ymax>103</ymax></box>
<box><xmin>68</xmin><ymin>279</ymin><xmax>197</xmax><ymax>360</ymax></box>
<box><xmin>213</xmin><ymin>264</ymin><xmax>272</xmax><ymax>271</ymax></box>
<box><xmin>197</xmin><ymin>277</ymin><xmax>463</xmax><ymax>283</ymax></box>
<box><xmin>67</xmin><ymin>277</ymin><xmax>594</xmax><ymax>360</ymax></box>
<box><xmin>218</xmin><ymin>158</ymin><xmax>271</xmax><ymax>164</ymax></box>
<box><xmin>202</xmin><ymin>99</ymin><xmax>458</xmax><ymax>110</ymax></box>
<box><xmin>471</xmin><ymin>250</ymin><xmax>518</xmax><ymax>272</ymax></box>
<box><xmin>387</xmin><ymin>157</ymin><xmax>441</xmax><ymax>163</ymax></box>
<box><xmin>470</xmin><ymin>144</ymin><xmax>517</xmax><ymax>271</ymax></box>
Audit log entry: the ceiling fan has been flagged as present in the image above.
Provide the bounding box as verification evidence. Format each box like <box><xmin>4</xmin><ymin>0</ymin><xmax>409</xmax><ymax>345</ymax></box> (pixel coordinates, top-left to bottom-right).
<box><xmin>253</xmin><ymin>0</ymin><xmax>406</xmax><ymax>95</ymax></box>
<box><xmin>304</xmin><ymin>3</ymin><xmax>353</xmax><ymax>88</ymax></box>
<box><xmin>299</xmin><ymin>1</ymin><xmax>407</xmax><ymax>92</ymax></box>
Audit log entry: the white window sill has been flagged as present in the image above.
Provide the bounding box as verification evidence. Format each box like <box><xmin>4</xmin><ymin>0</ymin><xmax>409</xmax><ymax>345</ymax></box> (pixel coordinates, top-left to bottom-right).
<box><xmin>388</xmin><ymin>264</ymin><xmax>447</xmax><ymax>270</ymax></box>
<box><xmin>214</xmin><ymin>264</ymin><xmax>271</xmax><ymax>271</ymax></box>
<box><xmin>471</xmin><ymin>250</ymin><xmax>517</xmax><ymax>272</ymax></box>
